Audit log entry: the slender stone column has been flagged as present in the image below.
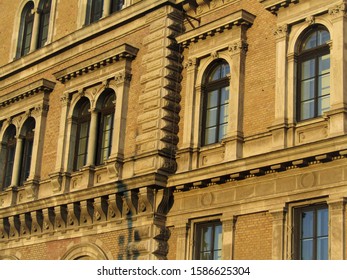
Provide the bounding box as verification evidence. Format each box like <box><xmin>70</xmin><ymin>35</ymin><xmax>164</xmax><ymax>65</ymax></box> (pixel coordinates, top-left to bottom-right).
<box><xmin>328</xmin><ymin>198</ymin><xmax>345</xmax><ymax>260</ymax></box>
<box><xmin>270</xmin><ymin>208</ymin><xmax>287</xmax><ymax>260</ymax></box>
<box><xmin>11</xmin><ymin>137</ymin><xmax>24</xmax><ymax>187</ymax></box>
<box><xmin>103</xmin><ymin>0</ymin><xmax>111</xmax><ymax>17</ymax></box>
<box><xmin>221</xmin><ymin>217</ymin><xmax>236</xmax><ymax>259</ymax></box>
<box><xmin>86</xmin><ymin>109</ymin><xmax>98</xmax><ymax>166</ymax></box>
<box><xmin>30</xmin><ymin>8</ymin><xmax>41</xmax><ymax>52</ymax></box>
<box><xmin>175</xmin><ymin>224</ymin><xmax>188</xmax><ymax>259</ymax></box>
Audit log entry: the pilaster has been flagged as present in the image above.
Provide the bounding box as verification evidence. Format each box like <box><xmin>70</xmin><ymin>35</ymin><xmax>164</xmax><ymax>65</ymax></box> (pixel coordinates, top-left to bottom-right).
<box><xmin>328</xmin><ymin>198</ymin><xmax>345</xmax><ymax>260</ymax></box>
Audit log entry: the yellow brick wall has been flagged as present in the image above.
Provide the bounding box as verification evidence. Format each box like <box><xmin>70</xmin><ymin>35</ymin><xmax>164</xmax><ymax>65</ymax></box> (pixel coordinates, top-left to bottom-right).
<box><xmin>233</xmin><ymin>212</ymin><xmax>272</xmax><ymax>260</ymax></box>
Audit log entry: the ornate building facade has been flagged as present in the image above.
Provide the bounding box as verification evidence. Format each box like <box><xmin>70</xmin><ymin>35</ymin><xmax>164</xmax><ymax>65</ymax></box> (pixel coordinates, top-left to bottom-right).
<box><xmin>0</xmin><ymin>0</ymin><xmax>346</xmax><ymax>260</ymax></box>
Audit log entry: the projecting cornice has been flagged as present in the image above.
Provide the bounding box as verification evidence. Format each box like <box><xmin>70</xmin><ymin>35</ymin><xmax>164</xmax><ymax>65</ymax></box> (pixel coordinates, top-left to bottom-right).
<box><xmin>53</xmin><ymin>44</ymin><xmax>139</xmax><ymax>84</ymax></box>
<box><xmin>176</xmin><ymin>10</ymin><xmax>255</xmax><ymax>48</ymax></box>
<box><xmin>0</xmin><ymin>79</ymin><xmax>55</xmax><ymax>108</ymax></box>
<box><xmin>258</xmin><ymin>0</ymin><xmax>299</xmax><ymax>14</ymax></box>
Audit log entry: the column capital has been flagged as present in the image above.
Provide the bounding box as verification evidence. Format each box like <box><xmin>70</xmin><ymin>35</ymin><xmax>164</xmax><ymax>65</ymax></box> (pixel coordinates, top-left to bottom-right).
<box><xmin>274</xmin><ymin>24</ymin><xmax>289</xmax><ymax>40</ymax></box>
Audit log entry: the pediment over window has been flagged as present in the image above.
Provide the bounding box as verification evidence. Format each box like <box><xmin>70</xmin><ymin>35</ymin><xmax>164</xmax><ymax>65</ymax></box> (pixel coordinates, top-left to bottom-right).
<box><xmin>53</xmin><ymin>44</ymin><xmax>138</xmax><ymax>84</ymax></box>
<box><xmin>258</xmin><ymin>0</ymin><xmax>299</xmax><ymax>14</ymax></box>
<box><xmin>176</xmin><ymin>10</ymin><xmax>255</xmax><ymax>48</ymax></box>
<box><xmin>0</xmin><ymin>79</ymin><xmax>55</xmax><ymax>108</ymax></box>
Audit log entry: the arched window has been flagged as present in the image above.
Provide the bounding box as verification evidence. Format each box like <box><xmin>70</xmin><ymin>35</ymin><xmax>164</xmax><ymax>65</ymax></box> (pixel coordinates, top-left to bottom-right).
<box><xmin>19</xmin><ymin>118</ymin><xmax>35</xmax><ymax>186</ymax></box>
<box><xmin>297</xmin><ymin>25</ymin><xmax>331</xmax><ymax>121</ymax></box>
<box><xmin>17</xmin><ymin>2</ymin><xmax>35</xmax><ymax>57</ymax></box>
<box><xmin>1</xmin><ymin>125</ymin><xmax>17</xmax><ymax>190</ymax></box>
<box><xmin>201</xmin><ymin>60</ymin><xmax>230</xmax><ymax>146</ymax></box>
<box><xmin>74</xmin><ymin>98</ymin><xmax>91</xmax><ymax>171</ymax></box>
<box><xmin>111</xmin><ymin>0</ymin><xmax>124</xmax><ymax>13</ymax></box>
<box><xmin>86</xmin><ymin>0</ymin><xmax>104</xmax><ymax>25</ymax></box>
<box><xmin>96</xmin><ymin>90</ymin><xmax>115</xmax><ymax>165</ymax></box>
<box><xmin>37</xmin><ymin>0</ymin><xmax>52</xmax><ymax>48</ymax></box>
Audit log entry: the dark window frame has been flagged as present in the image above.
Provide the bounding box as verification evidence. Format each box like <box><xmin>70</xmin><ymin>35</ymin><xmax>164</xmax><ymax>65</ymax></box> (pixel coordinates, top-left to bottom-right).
<box><xmin>19</xmin><ymin>118</ymin><xmax>35</xmax><ymax>186</ymax></box>
<box><xmin>37</xmin><ymin>0</ymin><xmax>52</xmax><ymax>48</ymax></box>
<box><xmin>20</xmin><ymin>3</ymin><xmax>35</xmax><ymax>57</ymax></box>
<box><xmin>297</xmin><ymin>25</ymin><xmax>331</xmax><ymax>121</ymax></box>
<box><xmin>194</xmin><ymin>220</ymin><xmax>222</xmax><ymax>260</ymax></box>
<box><xmin>2</xmin><ymin>126</ymin><xmax>17</xmax><ymax>190</ymax></box>
<box><xmin>293</xmin><ymin>204</ymin><xmax>329</xmax><ymax>260</ymax></box>
<box><xmin>110</xmin><ymin>0</ymin><xmax>124</xmax><ymax>13</ymax></box>
<box><xmin>96</xmin><ymin>91</ymin><xmax>115</xmax><ymax>166</ymax></box>
<box><xmin>201</xmin><ymin>60</ymin><xmax>230</xmax><ymax>146</ymax></box>
<box><xmin>86</xmin><ymin>0</ymin><xmax>104</xmax><ymax>25</ymax></box>
<box><xmin>73</xmin><ymin>100</ymin><xmax>91</xmax><ymax>171</ymax></box>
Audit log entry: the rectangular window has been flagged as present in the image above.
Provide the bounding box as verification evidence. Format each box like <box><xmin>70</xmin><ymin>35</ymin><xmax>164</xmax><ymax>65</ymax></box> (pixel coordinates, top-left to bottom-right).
<box><xmin>194</xmin><ymin>221</ymin><xmax>222</xmax><ymax>260</ymax></box>
<box><xmin>293</xmin><ymin>204</ymin><xmax>328</xmax><ymax>260</ymax></box>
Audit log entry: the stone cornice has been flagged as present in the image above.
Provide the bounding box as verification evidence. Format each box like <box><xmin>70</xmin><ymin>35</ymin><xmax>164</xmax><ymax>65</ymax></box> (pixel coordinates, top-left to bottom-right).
<box><xmin>0</xmin><ymin>79</ymin><xmax>55</xmax><ymax>108</ymax></box>
<box><xmin>176</xmin><ymin>10</ymin><xmax>256</xmax><ymax>48</ymax></box>
<box><xmin>53</xmin><ymin>44</ymin><xmax>138</xmax><ymax>84</ymax></box>
<box><xmin>258</xmin><ymin>0</ymin><xmax>299</xmax><ymax>14</ymax></box>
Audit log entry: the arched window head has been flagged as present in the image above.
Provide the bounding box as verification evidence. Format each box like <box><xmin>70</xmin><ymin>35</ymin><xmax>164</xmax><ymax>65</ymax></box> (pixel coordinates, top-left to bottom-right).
<box><xmin>86</xmin><ymin>0</ymin><xmax>104</xmax><ymax>25</ymax></box>
<box><xmin>201</xmin><ymin>60</ymin><xmax>230</xmax><ymax>146</ymax></box>
<box><xmin>297</xmin><ymin>25</ymin><xmax>331</xmax><ymax>121</ymax></box>
<box><xmin>96</xmin><ymin>89</ymin><xmax>115</xmax><ymax>165</ymax></box>
<box><xmin>111</xmin><ymin>0</ymin><xmax>124</xmax><ymax>13</ymax></box>
<box><xmin>74</xmin><ymin>98</ymin><xmax>91</xmax><ymax>171</ymax></box>
<box><xmin>19</xmin><ymin>118</ymin><xmax>35</xmax><ymax>186</ymax></box>
<box><xmin>2</xmin><ymin>125</ymin><xmax>17</xmax><ymax>190</ymax></box>
<box><xmin>37</xmin><ymin>0</ymin><xmax>52</xmax><ymax>48</ymax></box>
<box><xmin>17</xmin><ymin>2</ymin><xmax>35</xmax><ymax>57</ymax></box>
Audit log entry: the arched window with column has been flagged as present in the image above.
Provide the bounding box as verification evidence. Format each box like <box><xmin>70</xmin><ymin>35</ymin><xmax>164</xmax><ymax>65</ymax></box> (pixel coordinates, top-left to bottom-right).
<box><xmin>297</xmin><ymin>25</ymin><xmax>331</xmax><ymax>121</ymax></box>
<box><xmin>19</xmin><ymin>118</ymin><xmax>35</xmax><ymax>186</ymax></box>
<box><xmin>17</xmin><ymin>1</ymin><xmax>35</xmax><ymax>58</ymax></box>
<box><xmin>201</xmin><ymin>60</ymin><xmax>230</xmax><ymax>146</ymax></box>
<box><xmin>1</xmin><ymin>125</ymin><xmax>17</xmax><ymax>190</ymax></box>
<box><xmin>96</xmin><ymin>89</ymin><xmax>115</xmax><ymax>165</ymax></box>
<box><xmin>73</xmin><ymin>98</ymin><xmax>91</xmax><ymax>171</ymax></box>
<box><xmin>37</xmin><ymin>0</ymin><xmax>52</xmax><ymax>48</ymax></box>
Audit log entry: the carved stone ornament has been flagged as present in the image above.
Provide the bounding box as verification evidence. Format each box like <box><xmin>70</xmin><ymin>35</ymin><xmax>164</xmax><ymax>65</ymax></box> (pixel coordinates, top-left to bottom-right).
<box><xmin>273</xmin><ymin>24</ymin><xmax>288</xmax><ymax>39</ymax></box>
<box><xmin>228</xmin><ymin>40</ymin><xmax>248</xmax><ymax>55</ymax></box>
<box><xmin>184</xmin><ymin>57</ymin><xmax>198</xmax><ymax>69</ymax></box>
<box><xmin>114</xmin><ymin>70</ymin><xmax>132</xmax><ymax>85</ymax></box>
<box><xmin>329</xmin><ymin>3</ymin><xmax>347</xmax><ymax>17</ymax></box>
<box><xmin>305</xmin><ymin>15</ymin><xmax>315</xmax><ymax>25</ymax></box>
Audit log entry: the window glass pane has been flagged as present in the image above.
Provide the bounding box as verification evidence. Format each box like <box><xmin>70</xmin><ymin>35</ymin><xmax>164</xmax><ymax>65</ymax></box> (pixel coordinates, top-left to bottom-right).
<box><xmin>205</xmin><ymin>127</ymin><xmax>216</xmax><ymax>145</ymax></box>
<box><xmin>317</xmin><ymin>237</ymin><xmax>328</xmax><ymax>260</ymax></box>
<box><xmin>206</xmin><ymin>90</ymin><xmax>218</xmax><ymax>108</ymax></box>
<box><xmin>301</xmin><ymin>59</ymin><xmax>315</xmax><ymax>79</ymax></box>
<box><xmin>301</xmin><ymin>239</ymin><xmax>313</xmax><ymax>260</ymax></box>
<box><xmin>302</xmin><ymin>32</ymin><xmax>317</xmax><ymax>50</ymax></box>
<box><xmin>318</xmin><ymin>74</ymin><xmax>330</xmax><ymax>97</ymax></box>
<box><xmin>219</xmin><ymin>104</ymin><xmax>228</xmax><ymax>124</ymax></box>
<box><xmin>318</xmin><ymin>95</ymin><xmax>330</xmax><ymax>116</ymax></box>
<box><xmin>319</xmin><ymin>54</ymin><xmax>330</xmax><ymax>75</ymax></box>
<box><xmin>206</xmin><ymin>108</ymin><xmax>218</xmax><ymax>127</ymax></box>
<box><xmin>213</xmin><ymin>250</ymin><xmax>222</xmax><ymax>260</ymax></box>
<box><xmin>301</xmin><ymin>79</ymin><xmax>315</xmax><ymax>101</ymax></box>
<box><xmin>318</xmin><ymin>30</ymin><xmax>330</xmax><ymax>46</ymax></box>
<box><xmin>317</xmin><ymin>208</ymin><xmax>329</xmax><ymax>236</ymax></box>
<box><xmin>200</xmin><ymin>226</ymin><xmax>212</xmax><ymax>251</ymax></box>
<box><xmin>301</xmin><ymin>100</ymin><xmax>315</xmax><ymax>120</ymax></box>
<box><xmin>221</xmin><ymin>87</ymin><xmax>229</xmax><ymax>104</ymax></box>
<box><xmin>302</xmin><ymin>210</ymin><xmax>313</xmax><ymax>238</ymax></box>
<box><xmin>111</xmin><ymin>0</ymin><xmax>124</xmax><ymax>12</ymax></box>
<box><xmin>218</xmin><ymin>124</ymin><xmax>227</xmax><ymax>142</ymax></box>
<box><xmin>214</xmin><ymin>224</ymin><xmax>222</xmax><ymax>251</ymax></box>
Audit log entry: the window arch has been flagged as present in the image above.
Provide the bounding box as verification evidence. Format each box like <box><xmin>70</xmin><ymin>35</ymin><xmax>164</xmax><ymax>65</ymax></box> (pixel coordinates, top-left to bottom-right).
<box><xmin>17</xmin><ymin>2</ymin><xmax>35</xmax><ymax>58</ymax></box>
<box><xmin>297</xmin><ymin>25</ymin><xmax>331</xmax><ymax>121</ymax></box>
<box><xmin>19</xmin><ymin>117</ymin><xmax>35</xmax><ymax>186</ymax></box>
<box><xmin>37</xmin><ymin>0</ymin><xmax>52</xmax><ymax>48</ymax></box>
<box><xmin>1</xmin><ymin>125</ymin><xmax>17</xmax><ymax>190</ymax></box>
<box><xmin>96</xmin><ymin>89</ymin><xmax>115</xmax><ymax>165</ymax></box>
<box><xmin>201</xmin><ymin>60</ymin><xmax>230</xmax><ymax>146</ymax></box>
<box><xmin>73</xmin><ymin>98</ymin><xmax>91</xmax><ymax>171</ymax></box>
